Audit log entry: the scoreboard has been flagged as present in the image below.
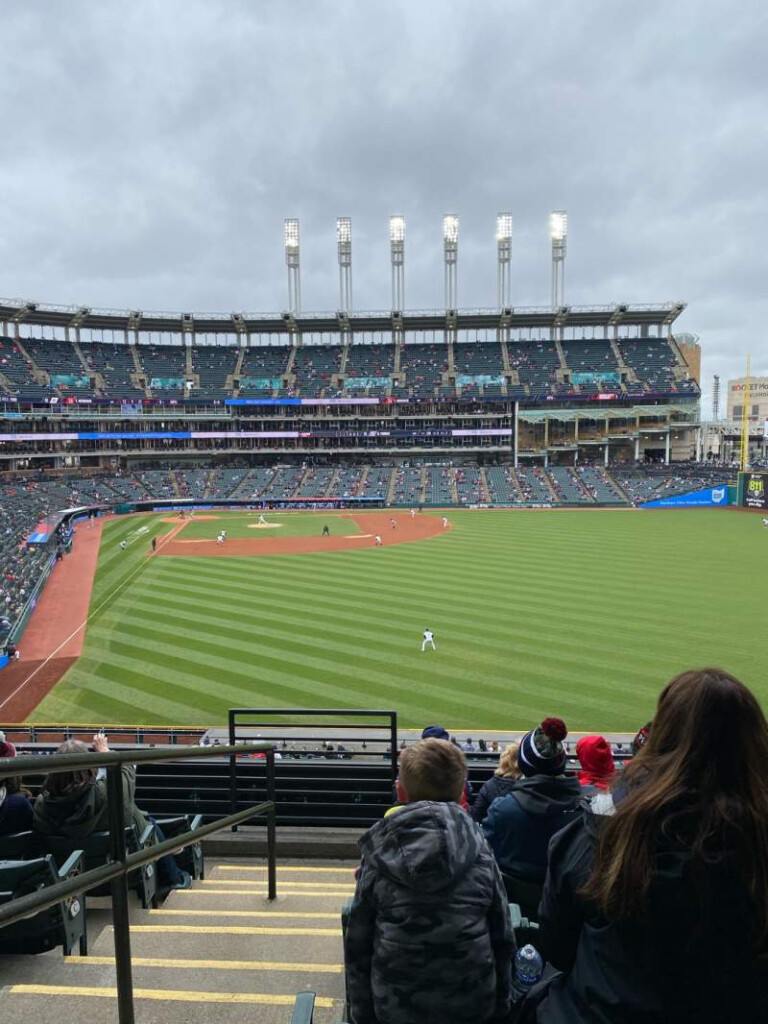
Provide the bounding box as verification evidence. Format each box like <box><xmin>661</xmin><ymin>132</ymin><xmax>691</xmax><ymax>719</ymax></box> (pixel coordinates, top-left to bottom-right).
<box><xmin>741</xmin><ymin>472</ymin><xmax>768</xmax><ymax>510</ymax></box>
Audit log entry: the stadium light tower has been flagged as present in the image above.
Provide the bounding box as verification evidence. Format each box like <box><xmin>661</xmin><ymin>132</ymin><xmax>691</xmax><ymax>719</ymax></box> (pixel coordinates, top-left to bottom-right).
<box><xmin>550</xmin><ymin>210</ymin><xmax>567</xmax><ymax>307</ymax></box>
<box><xmin>284</xmin><ymin>218</ymin><xmax>301</xmax><ymax>314</ymax></box>
<box><xmin>337</xmin><ymin>217</ymin><xmax>353</xmax><ymax>313</ymax></box>
<box><xmin>390</xmin><ymin>215</ymin><xmax>405</xmax><ymax>312</ymax></box>
<box><xmin>496</xmin><ymin>213</ymin><xmax>513</xmax><ymax>309</ymax></box>
<box><xmin>443</xmin><ymin>214</ymin><xmax>459</xmax><ymax>310</ymax></box>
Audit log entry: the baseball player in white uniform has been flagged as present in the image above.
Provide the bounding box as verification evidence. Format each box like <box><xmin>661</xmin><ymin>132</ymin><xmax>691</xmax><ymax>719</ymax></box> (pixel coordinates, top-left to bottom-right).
<box><xmin>258</xmin><ymin>514</ymin><xmax>267</xmax><ymax>525</ymax></box>
<box><xmin>374</xmin><ymin>535</ymin><xmax>382</xmax><ymax>547</ymax></box>
<box><xmin>442</xmin><ymin>516</ymin><xmax>449</xmax><ymax>529</ymax></box>
<box><xmin>762</xmin><ymin>518</ymin><xmax>768</xmax><ymax>528</ymax></box>
<box><xmin>421</xmin><ymin>628</ymin><xmax>436</xmax><ymax>652</ymax></box>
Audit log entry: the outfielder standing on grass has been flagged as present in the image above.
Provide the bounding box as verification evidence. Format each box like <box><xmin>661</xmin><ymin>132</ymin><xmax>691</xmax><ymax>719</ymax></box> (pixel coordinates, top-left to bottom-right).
<box><xmin>421</xmin><ymin>628</ymin><xmax>436</xmax><ymax>652</ymax></box>
<box><xmin>322</xmin><ymin>524</ymin><xmax>330</xmax><ymax>536</ymax></box>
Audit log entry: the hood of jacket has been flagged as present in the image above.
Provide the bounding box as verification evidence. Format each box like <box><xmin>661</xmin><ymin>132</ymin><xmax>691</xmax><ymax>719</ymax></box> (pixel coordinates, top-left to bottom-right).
<box><xmin>509</xmin><ymin>774</ymin><xmax>583</xmax><ymax>817</ymax></box>
<box><xmin>33</xmin><ymin>780</ymin><xmax>104</xmax><ymax>838</ymax></box>
<box><xmin>576</xmin><ymin>735</ymin><xmax>615</xmax><ymax>789</ymax></box>
<box><xmin>359</xmin><ymin>800</ymin><xmax>485</xmax><ymax>894</ymax></box>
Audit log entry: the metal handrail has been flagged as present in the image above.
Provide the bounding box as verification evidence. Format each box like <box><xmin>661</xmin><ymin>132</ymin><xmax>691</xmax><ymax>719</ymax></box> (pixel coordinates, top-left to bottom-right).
<box><xmin>0</xmin><ymin>741</ymin><xmax>277</xmax><ymax>1024</ymax></box>
<box><xmin>228</xmin><ymin>708</ymin><xmax>397</xmax><ymax>832</ymax></box>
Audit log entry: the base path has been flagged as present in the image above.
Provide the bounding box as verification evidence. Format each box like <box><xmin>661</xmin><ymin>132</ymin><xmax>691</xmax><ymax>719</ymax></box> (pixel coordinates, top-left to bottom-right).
<box><xmin>159</xmin><ymin>512</ymin><xmax>447</xmax><ymax>558</ymax></box>
<box><xmin>0</xmin><ymin>521</ymin><xmax>103</xmax><ymax>720</ymax></box>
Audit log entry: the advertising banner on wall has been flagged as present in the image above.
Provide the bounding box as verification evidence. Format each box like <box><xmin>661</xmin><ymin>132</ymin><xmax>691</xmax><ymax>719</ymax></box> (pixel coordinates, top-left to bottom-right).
<box><xmin>742</xmin><ymin>472</ymin><xmax>768</xmax><ymax>510</ymax></box>
<box><xmin>641</xmin><ymin>485</ymin><xmax>731</xmax><ymax>509</ymax></box>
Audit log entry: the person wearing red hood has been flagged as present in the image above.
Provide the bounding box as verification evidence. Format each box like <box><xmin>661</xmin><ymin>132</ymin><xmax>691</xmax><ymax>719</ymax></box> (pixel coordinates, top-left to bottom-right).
<box><xmin>575</xmin><ymin>735</ymin><xmax>615</xmax><ymax>791</ymax></box>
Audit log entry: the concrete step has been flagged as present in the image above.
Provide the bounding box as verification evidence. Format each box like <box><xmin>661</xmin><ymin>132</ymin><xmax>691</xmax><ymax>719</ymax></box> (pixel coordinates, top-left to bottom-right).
<box><xmin>0</xmin><ymin>859</ymin><xmax>351</xmax><ymax>1024</ymax></box>
<box><xmin>1</xmin><ymin>988</ymin><xmax>337</xmax><ymax>1024</ymax></box>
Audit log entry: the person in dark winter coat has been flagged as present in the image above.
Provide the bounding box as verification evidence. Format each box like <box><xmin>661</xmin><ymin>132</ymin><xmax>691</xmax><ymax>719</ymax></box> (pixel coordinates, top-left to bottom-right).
<box><xmin>32</xmin><ymin>736</ymin><xmax>190</xmax><ymax>890</ymax></box>
<box><xmin>345</xmin><ymin>738</ymin><xmax>515</xmax><ymax>1024</ymax></box>
<box><xmin>0</xmin><ymin>733</ymin><xmax>33</xmax><ymax>837</ymax></box>
<box><xmin>529</xmin><ymin>669</ymin><xmax>768</xmax><ymax>1024</ymax></box>
<box><xmin>472</xmin><ymin>741</ymin><xmax>521</xmax><ymax>824</ymax></box>
<box><xmin>483</xmin><ymin>718</ymin><xmax>581</xmax><ymax>882</ymax></box>
<box><xmin>575</xmin><ymin>735</ymin><xmax>615</xmax><ymax>791</ymax></box>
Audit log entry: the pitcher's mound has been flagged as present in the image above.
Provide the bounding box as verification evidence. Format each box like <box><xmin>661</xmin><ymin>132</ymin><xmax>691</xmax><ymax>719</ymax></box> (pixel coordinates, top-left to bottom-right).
<box><xmin>247</xmin><ymin>523</ymin><xmax>283</xmax><ymax>529</ymax></box>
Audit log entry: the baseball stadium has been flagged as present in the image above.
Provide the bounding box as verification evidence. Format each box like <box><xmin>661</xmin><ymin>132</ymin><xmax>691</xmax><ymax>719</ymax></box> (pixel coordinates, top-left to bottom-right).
<box><xmin>2</xmin><ymin>247</ymin><xmax>768</xmax><ymax>1021</ymax></box>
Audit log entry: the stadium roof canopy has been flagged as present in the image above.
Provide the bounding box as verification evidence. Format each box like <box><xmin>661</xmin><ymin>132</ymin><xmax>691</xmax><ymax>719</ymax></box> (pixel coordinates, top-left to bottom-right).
<box><xmin>0</xmin><ymin>299</ymin><xmax>686</xmax><ymax>337</ymax></box>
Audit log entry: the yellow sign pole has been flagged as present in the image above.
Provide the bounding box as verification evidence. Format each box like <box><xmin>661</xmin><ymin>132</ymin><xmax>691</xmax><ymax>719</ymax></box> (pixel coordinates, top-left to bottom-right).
<box><xmin>740</xmin><ymin>355</ymin><xmax>751</xmax><ymax>472</ymax></box>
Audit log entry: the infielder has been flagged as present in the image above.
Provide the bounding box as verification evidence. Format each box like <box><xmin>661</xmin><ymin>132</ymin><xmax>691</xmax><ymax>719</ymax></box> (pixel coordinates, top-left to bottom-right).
<box><xmin>421</xmin><ymin>628</ymin><xmax>436</xmax><ymax>652</ymax></box>
<box><xmin>442</xmin><ymin>516</ymin><xmax>449</xmax><ymax>529</ymax></box>
<box><xmin>374</xmin><ymin>535</ymin><xmax>382</xmax><ymax>547</ymax></box>
<box><xmin>763</xmin><ymin>518</ymin><xmax>768</xmax><ymax>528</ymax></box>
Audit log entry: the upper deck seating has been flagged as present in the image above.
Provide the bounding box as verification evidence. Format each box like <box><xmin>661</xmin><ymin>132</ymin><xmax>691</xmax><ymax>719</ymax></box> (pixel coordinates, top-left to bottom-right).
<box><xmin>80</xmin><ymin>342</ymin><xmax>144</xmax><ymax>398</ymax></box>
<box><xmin>238</xmin><ymin>347</ymin><xmax>291</xmax><ymax>395</ymax></box>
<box><xmin>23</xmin><ymin>339</ymin><xmax>92</xmax><ymax>396</ymax></box>
<box><xmin>398</xmin><ymin>343</ymin><xmax>448</xmax><ymax>399</ymax></box>
<box><xmin>0</xmin><ymin>337</ymin><xmax>52</xmax><ymax>401</ymax></box>
<box><xmin>292</xmin><ymin>347</ymin><xmax>343</xmax><ymax>397</ymax></box>
<box><xmin>344</xmin><ymin>344</ymin><xmax>394</xmax><ymax>396</ymax></box>
<box><xmin>192</xmin><ymin>346</ymin><xmax>238</xmax><ymax>398</ymax></box>
<box><xmin>137</xmin><ymin>346</ymin><xmax>188</xmax><ymax>398</ymax></box>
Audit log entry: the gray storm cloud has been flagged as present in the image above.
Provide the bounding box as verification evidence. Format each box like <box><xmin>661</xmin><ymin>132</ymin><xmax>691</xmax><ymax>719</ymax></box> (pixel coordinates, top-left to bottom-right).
<box><xmin>1</xmin><ymin>0</ymin><xmax>767</xmax><ymax>409</ymax></box>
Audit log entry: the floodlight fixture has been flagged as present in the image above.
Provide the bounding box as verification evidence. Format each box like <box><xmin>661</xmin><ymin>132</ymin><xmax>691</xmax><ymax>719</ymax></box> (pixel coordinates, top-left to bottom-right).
<box><xmin>284</xmin><ymin>217</ymin><xmax>300</xmax><ymax>251</ymax></box>
<box><xmin>550</xmin><ymin>209</ymin><xmax>567</xmax><ymax>308</ymax></box>
<box><xmin>496</xmin><ymin>213</ymin><xmax>513</xmax><ymax>242</ymax></box>
<box><xmin>337</xmin><ymin>217</ymin><xmax>353</xmax><ymax>314</ymax></box>
<box><xmin>337</xmin><ymin>216</ymin><xmax>352</xmax><ymax>244</ymax></box>
<box><xmin>390</xmin><ymin>216</ymin><xmax>406</xmax><ymax>312</ymax></box>
<box><xmin>443</xmin><ymin>214</ymin><xmax>459</xmax><ymax>310</ymax></box>
<box><xmin>390</xmin><ymin>215</ymin><xmax>405</xmax><ymax>243</ymax></box>
<box><xmin>496</xmin><ymin>213</ymin><xmax>513</xmax><ymax>309</ymax></box>
<box><xmin>550</xmin><ymin>211</ymin><xmax>568</xmax><ymax>243</ymax></box>
<box><xmin>443</xmin><ymin>214</ymin><xmax>459</xmax><ymax>244</ymax></box>
<box><xmin>284</xmin><ymin>218</ymin><xmax>301</xmax><ymax>314</ymax></box>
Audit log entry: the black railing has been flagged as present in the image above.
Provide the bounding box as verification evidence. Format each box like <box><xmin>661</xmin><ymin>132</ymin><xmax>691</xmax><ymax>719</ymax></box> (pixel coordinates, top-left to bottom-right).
<box><xmin>0</xmin><ymin>723</ymin><xmax>206</xmax><ymax>745</ymax></box>
<box><xmin>227</xmin><ymin>708</ymin><xmax>398</xmax><ymax>830</ymax></box>
<box><xmin>0</xmin><ymin>741</ymin><xmax>276</xmax><ymax>1024</ymax></box>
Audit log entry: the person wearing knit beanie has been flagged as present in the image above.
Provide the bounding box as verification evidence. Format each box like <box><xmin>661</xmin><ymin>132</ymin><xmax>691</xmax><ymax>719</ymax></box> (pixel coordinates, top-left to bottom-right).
<box><xmin>576</xmin><ymin>735</ymin><xmax>615</xmax><ymax>791</ymax></box>
<box><xmin>484</xmin><ymin>716</ymin><xmax>582</xmax><ymax>887</ymax></box>
<box><xmin>518</xmin><ymin>717</ymin><xmax>568</xmax><ymax>777</ymax></box>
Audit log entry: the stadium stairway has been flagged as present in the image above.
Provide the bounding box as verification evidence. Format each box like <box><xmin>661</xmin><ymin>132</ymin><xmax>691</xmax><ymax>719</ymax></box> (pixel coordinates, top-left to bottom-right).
<box><xmin>0</xmin><ymin>858</ymin><xmax>352</xmax><ymax>1023</ymax></box>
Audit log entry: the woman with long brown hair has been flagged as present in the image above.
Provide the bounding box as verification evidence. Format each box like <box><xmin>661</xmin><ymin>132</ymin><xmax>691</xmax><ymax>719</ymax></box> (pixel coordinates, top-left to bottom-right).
<box><xmin>530</xmin><ymin>668</ymin><xmax>768</xmax><ymax>1023</ymax></box>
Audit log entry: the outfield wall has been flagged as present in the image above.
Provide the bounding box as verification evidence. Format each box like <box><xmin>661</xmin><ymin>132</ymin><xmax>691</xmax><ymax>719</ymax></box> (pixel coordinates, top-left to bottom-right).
<box><xmin>640</xmin><ymin>483</ymin><xmax>733</xmax><ymax>508</ymax></box>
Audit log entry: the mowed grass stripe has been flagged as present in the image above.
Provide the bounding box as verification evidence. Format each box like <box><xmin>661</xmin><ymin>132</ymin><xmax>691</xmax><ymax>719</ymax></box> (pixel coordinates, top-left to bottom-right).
<box><xmin>31</xmin><ymin>510</ymin><xmax>768</xmax><ymax>729</ymax></box>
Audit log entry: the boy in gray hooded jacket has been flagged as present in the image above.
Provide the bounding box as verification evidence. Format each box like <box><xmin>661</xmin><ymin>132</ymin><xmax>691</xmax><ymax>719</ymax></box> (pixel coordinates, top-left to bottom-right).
<box><xmin>344</xmin><ymin>738</ymin><xmax>515</xmax><ymax>1024</ymax></box>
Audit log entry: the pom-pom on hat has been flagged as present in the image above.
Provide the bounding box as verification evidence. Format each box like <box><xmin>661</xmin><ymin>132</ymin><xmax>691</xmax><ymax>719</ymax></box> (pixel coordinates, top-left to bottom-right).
<box><xmin>518</xmin><ymin>717</ymin><xmax>568</xmax><ymax>777</ymax></box>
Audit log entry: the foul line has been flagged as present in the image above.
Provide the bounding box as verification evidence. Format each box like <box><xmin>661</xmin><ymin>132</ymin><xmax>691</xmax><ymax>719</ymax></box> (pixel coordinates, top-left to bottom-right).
<box><xmin>0</xmin><ymin>521</ymin><xmax>183</xmax><ymax>713</ymax></box>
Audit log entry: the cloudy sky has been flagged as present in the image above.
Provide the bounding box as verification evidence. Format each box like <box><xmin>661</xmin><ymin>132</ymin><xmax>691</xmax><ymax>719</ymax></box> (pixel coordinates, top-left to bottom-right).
<box><xmin>1</xmin><ymin>0</ymin><xmax>767</xmax><ymax>409</ymax></box>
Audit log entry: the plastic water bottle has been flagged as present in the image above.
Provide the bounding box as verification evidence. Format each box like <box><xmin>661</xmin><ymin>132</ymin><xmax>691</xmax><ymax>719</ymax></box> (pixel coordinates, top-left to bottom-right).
<box><xmin>514</xmin><ymin>944</ymin><xmax>543</xmax><ymax>991</ymax></box>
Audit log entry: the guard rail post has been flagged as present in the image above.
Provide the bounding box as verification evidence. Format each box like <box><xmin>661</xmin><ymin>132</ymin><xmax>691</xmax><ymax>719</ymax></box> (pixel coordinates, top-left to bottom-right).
<box><xmin>266</xmin><ymin>747</ymin><xmax>277</xmax><ymax>900</ymax></box>
<box><xmin>107</xmin><ymin>764</ymin><xmax>135</xmax><ymax>1024</ymax></box>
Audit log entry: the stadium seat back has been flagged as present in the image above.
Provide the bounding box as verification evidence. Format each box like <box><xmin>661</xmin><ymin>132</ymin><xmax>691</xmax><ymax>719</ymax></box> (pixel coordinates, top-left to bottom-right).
<box><xmin>0</xmin><ymin>830</ymin><xmax>44</xmax><ymax>861</ymax></box>
<box><xmin>0</xmin><ymin>853</ymin><xmax>87</xmax><ymax>957</ymax></box>
<box><xmin>42</xmin><ymin>824</ymin><xmax>157</xmax><ymax>909</ymax></box>
<box><xmin>152</xmin><ymin>814</ymin><xmax>205</xmax><ymax>879</ymax></box>
<box><xmin>502</xmin><ymin>871</ymin><xmax>544</xmax><ymax>922</ymax></box>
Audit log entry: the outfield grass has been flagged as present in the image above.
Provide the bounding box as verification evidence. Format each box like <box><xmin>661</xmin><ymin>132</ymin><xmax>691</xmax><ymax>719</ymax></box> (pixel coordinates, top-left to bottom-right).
<box><xmin>29</xmin><ymin>509</ymin><xmax>768</xmax><ymax>731</ymax></box>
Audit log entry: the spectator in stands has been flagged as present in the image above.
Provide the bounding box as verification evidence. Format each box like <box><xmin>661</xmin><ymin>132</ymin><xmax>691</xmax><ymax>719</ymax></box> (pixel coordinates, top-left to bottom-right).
<box><xmin>0</xmin><ymin>732</ymin><xmax>34</xmax><ymax>836</ymax></box>
<box><xmin>472</xmin><ymin>741</ymin><xmax>521</xmax><ymax>825</ymax></box>
<box><xmin>482</xmin><ymin>718</ymin><xmax>581</xmax><ymax>882</ymax></box>
<box><xmin>631</xmin><ymin>719</ymin><xmax>652</xmax><ymax>756</ymax></box>
<box><xmin>575</xmin><ymin>735</ymin><xmax>615</xmax><ymax>791</ymax></box>
<box><xmin>530</xmin><ymin>669</ymin><xmax>768</xmax><ymax>1023</ymax></box>
<box><xmin>420</xmin><ymin>725</ymin><xmax>472</xmax><ymax>810</ymax></box>
<box><xmin>345</xmin><ymin>738</ymin><xmax>515</xmax><ymax>1024</ymax></box>
<box><xmin>32</xmin><ymin>735</ymin><xmax>191</xmax><ymax>890</ymax></box>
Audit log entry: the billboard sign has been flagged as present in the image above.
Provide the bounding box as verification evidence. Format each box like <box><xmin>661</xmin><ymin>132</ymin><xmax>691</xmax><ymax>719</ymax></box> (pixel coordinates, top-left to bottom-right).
<box><xmin>743</xmin><ymin>472</ymin><xmax>768</xmax><ymax>510</ymax></box>
<box><xmin>641</xmin><ymin>485</ymin><xmax>731</xmax><ymax>509</ymax></box>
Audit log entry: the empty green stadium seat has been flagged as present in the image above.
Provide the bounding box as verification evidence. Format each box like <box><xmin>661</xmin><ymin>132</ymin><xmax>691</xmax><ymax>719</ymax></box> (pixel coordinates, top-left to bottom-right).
<box><xmin>152</xmin><ymin>814</ymin><xmax>205</xmax><ymax>879</ymax></box>
<box><xmin>42</xmin><ymin>824</ymin><xmax>157</xmax><ymax>909</ymax></box>
<box><xmin>0</xmin><ymin>852</ymin><xmax>87</xmax><ymax>956</ymax></box>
